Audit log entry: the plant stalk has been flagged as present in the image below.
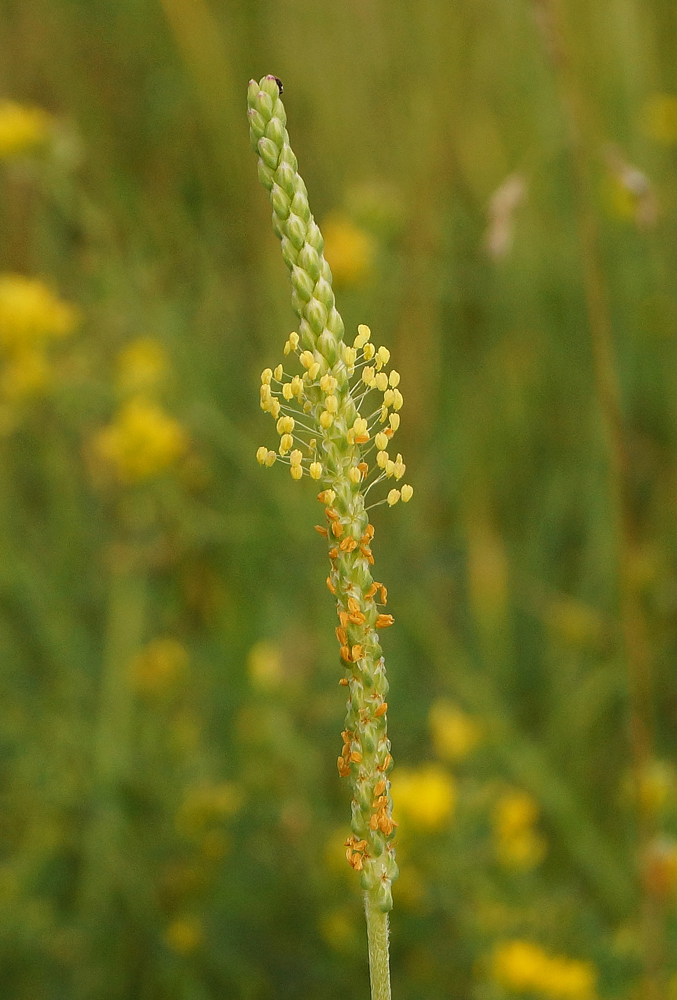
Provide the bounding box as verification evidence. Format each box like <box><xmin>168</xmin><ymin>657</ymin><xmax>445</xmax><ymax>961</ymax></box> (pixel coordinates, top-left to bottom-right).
<box><xmin>365</xmin><ymin>892</ymin><xmax>392</xmax><ymax>1000</ymax></box>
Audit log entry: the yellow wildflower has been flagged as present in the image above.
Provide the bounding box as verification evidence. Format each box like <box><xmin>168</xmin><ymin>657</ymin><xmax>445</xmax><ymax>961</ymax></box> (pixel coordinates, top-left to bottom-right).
<box><xmin>175</xmin><ymin>781</ymin><xmax>244</xmax><ymax>839</ymax></box>
<box><xmin>493</xmin><ymin>789</ymin><xmax>547</xmax><ymax>870</ymax></box>
<box><xmin>0</xmin><ymin>101</ymin><xmax>51</xmax><ymax>158</ymax></box>
<box><xmin>321</xmin><ymin>211</ymin><xmax>376</xmax><ymax>287</ymax></box>
<box><xmin>390</xmin><ymin>763</ymin><xmax>455</xmax><ymax>832</ymax></box>
<box><xmin>0</xmin><ymin>348</ymin><xmax>50</xmax><ymax>402</ymax></box>
<box><xmin>429</xmin><ymin>699</ymin><xmax>481</xmax><ymax>761</ymax></box>
<box><xmin>0</xmin><ymin>274</ymin><xmax>78</xmax><ymax>351</ymax></box>
<box><xmin>319</xmin><ymin>908</ymin><xmax>359</xmax><ymax>953</ymax></box>
<box><xmin>247</xmin><ymin>640</ymin><xmax>283</xmax><ymax>692</ymax></box>
<box><xmin>94</xmin><ymin>396</ymin><xmax>187</xmax><ymax>482</ymax></box>
<box><xmin>642</xmin><ymin>93</ymin><xmax>677</xmax><ymax>145</ymax></box>
<box><xmin>129</xmin><ymin>638</ymin><xmax>188</xmax><ymax>695</ymax></box>
<box><xmin>164</xmin><ymin>916</ymin><xmax>202</xmax><ymax>955</ymax></box>
<box><xmin>116</xmin><ymin>337</ymin><xmax>168</xmax><ymax>395</ymax></box>
<box><xmin>491</xmin><ymin>940</ymin><xmax>597</xmax><ymax>999</ymax></box>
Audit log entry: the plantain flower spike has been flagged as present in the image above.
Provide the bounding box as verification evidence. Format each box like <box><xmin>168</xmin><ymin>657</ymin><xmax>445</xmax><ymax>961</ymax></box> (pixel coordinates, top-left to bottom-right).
<box><xmin>248</xmin><ymin>74</ymin><xmax>411</xmax><ymax>997</ymax></box>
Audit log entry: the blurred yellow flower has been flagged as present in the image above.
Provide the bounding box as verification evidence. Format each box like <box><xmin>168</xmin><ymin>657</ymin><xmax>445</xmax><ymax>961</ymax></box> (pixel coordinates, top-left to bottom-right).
<box><xmin>319</xmin><ymin>907</ymin><xmax>359</xmax><ymax>953</ymax></box>
<box><xmin>390</xmin><ymin>763</ymin><xmax>455</xmax><ymax>832</ymax></box>
<box><xmin>94</xmin><ymin>396</ymin><xmax>187</xmax><ymax>482</ymax></box>
<box><xmin>129</xmin><ymin>637</ymin><xmax>188</xmax><ymax>695</ymax></box>
<box><xmin>321</xmin><ymin>212</ymin><xmax>375</xmax><ymax>287</ymax></box>
<box><xmin>492</xmin><ymin>940</ymin><xmax>597</xmax><ymax>998</ymax></box>
<box><xmin>0</xmin><ymin>348</ymin><xmax>50</xmax><ymax>402</ymax></box>
<box><xmin>546</xmin><ymin>598</ymin><xmax>605</xmax><ymax>650</ymax></box>
<box><xmin>164</xmin><ymin>915</ymin><xmax>202</xmax><ymax>955</ymax></box>
<box><xmin>493</xmin><ymin>789</ymin><xmax>546</xmax><ymax>870</ymax></box>
<box><xmin>642</xmin><ymin>93</ymin><xmax>677</xmax><ymax>145</ymax></box>
<box><xmin>175</xmin><ymin>781</ymin><xmax>244</xmax><ymax>838</ymax></box>
<box><xmin>116</xmin><ymin>337</ymin><xmax>169</xmax><ymax>395</ymax></box>
<box><xmin>0</xmin><ymin>274</ymin><xmax>78</xmax><ymax>351</ymax></box>
<box><xmin>429</xmin><ymin>699</ymin><xmax>481</xmax><ymax>761</ymax></box>
<box><xmin>247</xmin><ymin>640</ymin><xmax>283</xmax><ymax>692</ymax></box>
<box><xmin>0</xmin><ymin>101</ymin><xmax>51</xmax><ymax>158</ymax></box>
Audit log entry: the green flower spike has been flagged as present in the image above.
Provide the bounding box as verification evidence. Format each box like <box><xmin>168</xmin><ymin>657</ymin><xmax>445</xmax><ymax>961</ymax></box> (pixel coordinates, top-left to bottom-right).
<box><xmin>248</xmin><ymin>74</ymin><xmax>413</xmax><ymax>1000</ymax></box>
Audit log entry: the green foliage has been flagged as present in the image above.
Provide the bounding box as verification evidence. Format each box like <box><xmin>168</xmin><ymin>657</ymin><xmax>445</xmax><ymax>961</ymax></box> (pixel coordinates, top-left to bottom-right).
<box><xmin>1</xmin><ymin>1</ymin><xmax>677</xmax><ymax>998</ymax></box>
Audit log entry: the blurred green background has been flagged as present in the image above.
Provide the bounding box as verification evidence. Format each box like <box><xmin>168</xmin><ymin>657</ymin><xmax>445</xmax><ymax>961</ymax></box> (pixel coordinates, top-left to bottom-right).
<box><xmin>1</xmin><ymin>0</ymin><xmax>677</xmax><ymax>997</ymax></box>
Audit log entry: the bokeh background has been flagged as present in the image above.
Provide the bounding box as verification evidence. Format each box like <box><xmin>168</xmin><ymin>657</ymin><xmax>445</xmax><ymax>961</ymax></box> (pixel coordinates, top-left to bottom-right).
<box><xmin>1</xmin><ymin>0</ymin><xmax>677</xmax><ymax>997</ymax></box>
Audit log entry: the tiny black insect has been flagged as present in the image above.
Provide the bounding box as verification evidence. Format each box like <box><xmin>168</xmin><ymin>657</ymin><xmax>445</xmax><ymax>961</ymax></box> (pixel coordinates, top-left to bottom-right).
<box><xmin>274</xmin><ymin>77</ymin><xmax>284</xmax><ymax>95</ymax></box>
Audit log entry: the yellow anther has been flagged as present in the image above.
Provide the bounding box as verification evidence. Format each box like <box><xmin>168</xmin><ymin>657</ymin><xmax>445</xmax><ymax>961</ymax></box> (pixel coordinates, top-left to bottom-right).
<box><xmin>376</xmin><ymin>450</ymin><xmax>389</xmax><ymax>469</ymax></box>
<box><xmin>377</xmin><ymin>346</ymin><xmax>390</xmax><ymax>365</ymax></box>
<box><xmin>290</xmin><ymin>465</ymin><xmax>303</xmax><ymax>480</ymax></box>
<box><xmin>260</xmin><ymin>383</ymin><xmax>272</xmax><ymax>403</ymax></box>
<box><xmin>282</xmin><ymin>382</ymin><xmax>293</xmax><ymax>400</ymax></box>
<box><xmin>401</xmin><ymin>484</ymin><xmax>413</xmax><ymax>502</ymax></box>
<box><xmin>265</xmin><ymin>450</ymin><xmax>277</xmax><ymax>467</ymax></box>
<box><xmin>394</xmin><ymin>453</ymin><xmax>406</xmax><ymax>479</ymax></box>
<box><xmin>279</xmin><ymin>434</ymin><xmax>293</xmax><ymax>454</ymax></box>
<box><xmin>309</xmin><ymin>361</ymin><xmax>321</xmax><ymax>379</ymax></box>
<box><xmin>261</xmin><ymin>368</ymin><xmax>273</xmax><ymax>385</ymax></box>
<box><xmin>355</xmin><ymin>323</ymin><xmax>371</xmax><ymax>347</ymax></box>
<box><xmin>289</xmin><ymin>331</ymin><xmax>299</xmax><ymax>350</ymax></box>
<box><xmin>363</xmin><ymin>342</ymin><xmax>375</xmax><ymax>361</ymax></box>
<box><xmin>343</xmin><ymin>345</ymin><xmax>357</xmax><ymax>367</ymax></box>
<box><xmin>380</xmin><ymin>405</ymin><xmax>389</xmax><ymax>422</ymax></box>
<box><xmin>383</xmin><ymin>388</ymin><xmax>395</xmax><ymax>407</ymax></box>
<box><xmin>325</xmin><ymin>394</ymin><xmax>339</xmax><ymax>413</ymax></box>
<box><xmin>256</xmin><ymin>446</ymin><xmax>268</xmax><ymax>465</ymax></box>
<box><xmin>283</xmin><ymin>340</ymin><xmax>291</xmax><ymax>355</ymax></box>
<box><xmin>273</xmin><ymin>364</ymin><xmax>283</xmax><ymax>381</ymax></box>
<box><xmin>319</xmin><ymin>489</ymin><xmax>336</xmax><ymax>505</ymax></box>
<box><xmin>375</xmin><ymin>432</ymin><xmax>388</xmax><ymax>450</ymax></box>
<box><xmin>309</xmin><ymin>462</ymin><xmax>323</xmax><ymax>480</ymax></box>
<box><xmin>346</xmin><ymin>429</ymin><xmax>356</xmax><ymax>445</ymax></box>
<box><xmin>270</xmin><ymin>399</ymin><xmax>281</xmax><ymax>418</ymax></box>
<box><xmin>389</xmin><ymin>412</ymin><xmax>400</xmax><ymax>431</ymax></box>
<box><xmin>309</xmin><ymin>438</ymin><xmax>317</xmax><ymax>450</ymax></box>
<box><xmin>290</xmin><ymin>449</ymin><xmax>303</xmax><ymax>466</ymax></box>
<box><xmin>389</xmin><ymin>370</ymin><xmax>400</xmax><ymax>387</ymax></box>
<box><xmin>276</xmin><ymin>415</ymin><xmax>295</xmax><ymax>435</ymax></box>
<box><xmin>387</xmin><ymin>489</ymin><xmax>401</xmax><ymax>506</ymax></box>
<box><xmin>392</xmin><ymin>388</ymin><xmax>403</xmax><ymax>410</ymax></box>
<box><xmin>319</xmin><ymin>410</ymin><xmax>334</xmax><ymax>429</ymax></box>
<box><xmin>353</xmin><ymin>417</ymin><xmax>368</xmax><ymax>436</ymax></box>
<box><xmin>320</xmin><ymin>373</ymin><xmax>337</xmax><ymax>393</ymax></box>
<box><xmin>348</xmin><ymin>466</ymin><xmax>361</xmax><ymax>484</ymax></box>
<box><xmin>374</xmin><ymin>372</ymin><xmax>388</xmax><ymax>392</ymax></box>
<box><xmin>362</xmin><ymin>366</ymin><xmax>376</xmax><ymax>385</ymax></box>
<box><xmin>300</xmin><ymin>350</ymin><xmax>314</xmax><ymax>369</ymax></box>
<box><xmin>386</xmin><ymin>460</ymin><xmax>396</xmax><ymax>477</ymax></box>
<box><xmin>291</xmin><ymin>375</ymin><xmax>303</xmax><ymax>396</ymax></box>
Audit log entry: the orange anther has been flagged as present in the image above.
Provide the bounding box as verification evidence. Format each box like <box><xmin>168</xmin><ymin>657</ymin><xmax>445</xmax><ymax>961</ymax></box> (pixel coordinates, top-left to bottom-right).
<box><xmin>340</xmin><ymin>537</ymin><xmax>358</xmax><ymax>552</ymax></box>
<box><xmin>337</xmin><ymin>757</ymin><xmax>351</xmax><ymax>777</ymax></box>
<box><xmin>374</xmin><ymin>779</ymin><xmax>386</xmax><ymax>796</ymax></box>
<box><xmin>349</xmin><ymin>612</ymin><xmax>366</xmax><ymax>625</ymax></box>
<box><xmin>365</xmin><ymin>581</ymin><xmax>380</xmax><ymax>600</ymax></box>
<box><xmin>380</xmin><ymin>586</ymin><xmax>388</xmax><ymax>605</ymax></box>
<box><xmin>314</xmin><ymin>524</ymin><xmax>328</xmax><ymax>536</ymax></box>
<box><xmin>350</xmin><ymin>751</ymin><xmax>362</xmax><ymax>763</ymax></box>
<box><xmin>335</xmin><ymin>626</ymin><xmax>347</xmax><ymax>645</ymax></box>
<box><xmin>331</xmin><ymin>521</ymin><xmax>344</xmax><ymax>537</ymax></box>
<box><xmin>355</xmin><ymin>434</ymin><xmax>370</xmax><ymax>445</ymax></box>
<box><xmin>328</xmin><ymin>547</ymin><xmax>339</xmax><ymax>560</ymax></box>
<box><xmin>340</xmin><ymin>645</ymin><xmax>351</xmax><ymax>662</ymax></box>
<box><xmin>325</xmin><ymin>507</ymin><xmax>340</xmax><ymax>520</ymax></box>
<box><xmin>351</xmin><ymin>644</ymin><xmax>364</xmax><ymax>661</ymax></box>
<box><xmin>375</xmin><ymin>702</ymin><xmax>388</xmax><ymax>717</ymax></box>
<box><xmin>375</xmin><ymin>614</ymin><xmax>394</xmax><ymax>629</ymax></box>
<box><xmin>338</xmin><ymin>610</ymin><xmax>350</xmax><ymax>628</ymax></box>
<box><xmin>365</xmin><ymin>524</ymin><xmax>375</xmax><ymax>540</ymax></box>
<box><xmin>326</xmin><ymin>576</ymin><xmax>336</xmax><ymax>594</ymax></box>
<box><xmin>339</xmin><ymin>677</ymin><xmax>349</xmax><ymax>686</ymax></box>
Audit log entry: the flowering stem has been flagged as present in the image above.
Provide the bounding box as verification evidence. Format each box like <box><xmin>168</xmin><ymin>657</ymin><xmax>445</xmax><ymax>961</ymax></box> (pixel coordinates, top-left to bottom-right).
<box><xmin>365</xmin><ymin>892</ymin><xmax>392</xmax><ymax>1000</ymax></box>
<box><xmin>247</xmin><ymin>75</ymin><xmax>413</xmax><ymax>1000</ymax></box>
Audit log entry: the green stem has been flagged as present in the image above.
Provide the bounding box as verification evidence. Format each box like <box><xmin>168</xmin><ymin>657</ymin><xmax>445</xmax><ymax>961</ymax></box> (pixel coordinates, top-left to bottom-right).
<box><xmin>365</xmin><ymin>892</ymin><xmax>392</xmax><ymax>1000</ymax></box>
